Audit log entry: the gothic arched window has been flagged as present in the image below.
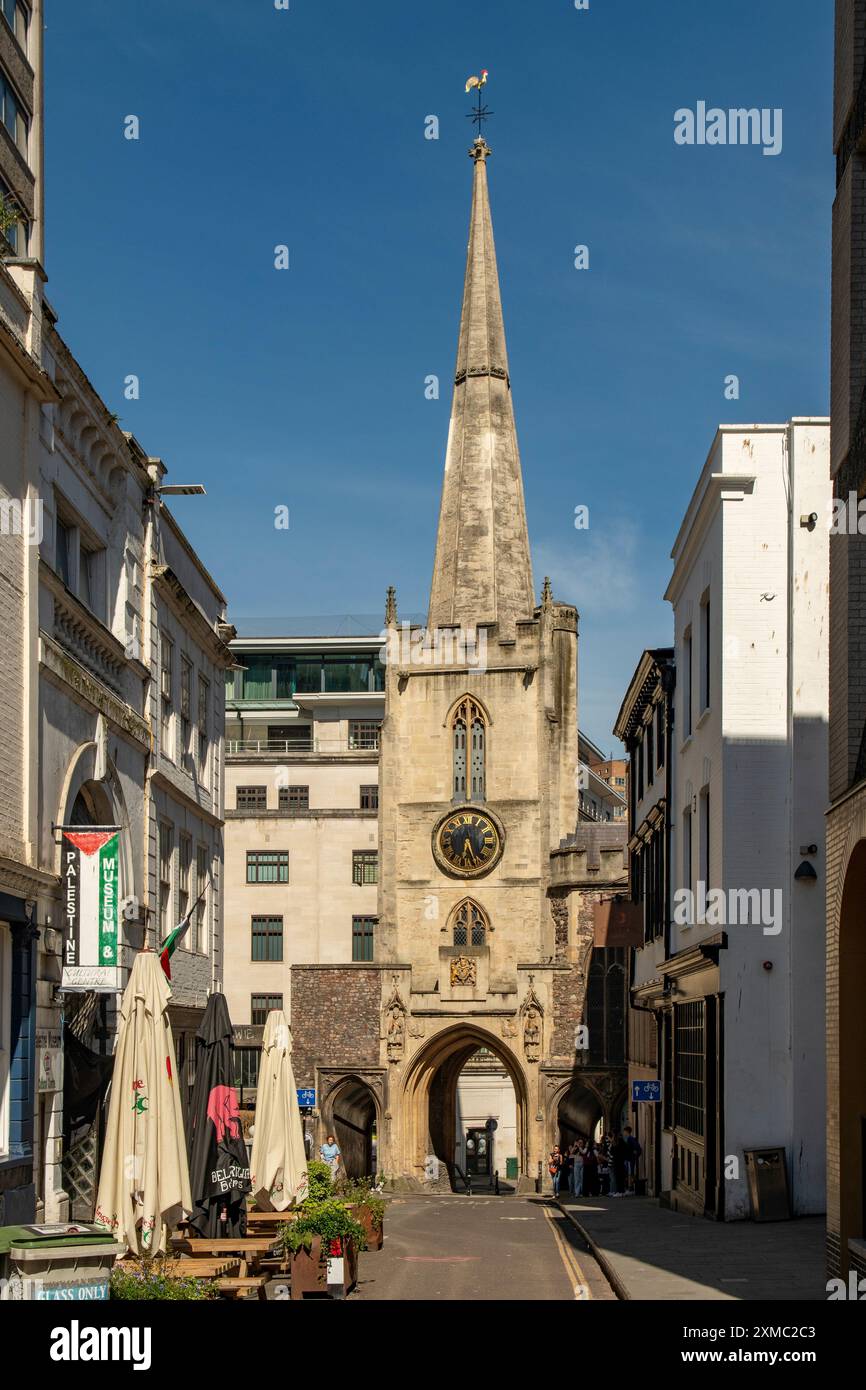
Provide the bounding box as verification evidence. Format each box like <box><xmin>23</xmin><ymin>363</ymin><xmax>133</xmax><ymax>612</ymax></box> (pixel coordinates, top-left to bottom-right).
<box><xmin>586</xmin><ymin>947</ymin><xmax>626</xmax><ymax>1064</ymax></box>
<box><xmin>452</xmin><ymin>696</ymin><xmax>486</xmax><ymax>801</ymax></box>
<box><xmin>452</xmin><ymin>899</ymin><xmax>489</xmax><ymax>947</ymax></box>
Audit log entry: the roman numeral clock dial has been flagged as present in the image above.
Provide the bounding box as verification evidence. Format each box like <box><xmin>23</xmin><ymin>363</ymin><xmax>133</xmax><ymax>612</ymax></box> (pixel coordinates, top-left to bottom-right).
<box><xmin>432</xmin><ymin>806</ymin><xmax>504</xmax><ymax>879</ymax></box>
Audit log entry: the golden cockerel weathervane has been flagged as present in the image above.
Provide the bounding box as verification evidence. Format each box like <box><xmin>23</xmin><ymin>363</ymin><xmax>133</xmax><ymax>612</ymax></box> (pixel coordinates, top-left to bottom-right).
<box><xmin>465</xmin><ymin>69</ymin><xmax>493</xmax><ymax>136</ymax></box>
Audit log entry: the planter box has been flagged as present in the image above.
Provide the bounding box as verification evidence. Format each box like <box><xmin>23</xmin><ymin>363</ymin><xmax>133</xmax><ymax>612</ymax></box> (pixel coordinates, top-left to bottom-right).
<box><xmin>351</xmin><ymin>1204</ymin><xmax>383</xmax><ymax>1252</ymax></box>
<box><xmin>289</xmin><ymin>1237</ymin><xmax>358</xmax><ymax>1299</ymax></box>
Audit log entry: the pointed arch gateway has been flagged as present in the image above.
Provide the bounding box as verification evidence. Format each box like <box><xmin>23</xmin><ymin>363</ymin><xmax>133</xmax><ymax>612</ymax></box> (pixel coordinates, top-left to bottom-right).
<box><xmin>400</xmin><ymin>1024</ymin><xmax>529</xmax><ymax>1188</ymax></box>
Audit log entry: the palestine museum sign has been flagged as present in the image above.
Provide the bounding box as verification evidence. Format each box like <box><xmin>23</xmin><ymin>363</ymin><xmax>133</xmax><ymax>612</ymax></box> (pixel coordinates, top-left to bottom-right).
<box><xmin>61</xmin><ymin>829</ymin><xmax>122</xmax><ymax>991</ymax></box>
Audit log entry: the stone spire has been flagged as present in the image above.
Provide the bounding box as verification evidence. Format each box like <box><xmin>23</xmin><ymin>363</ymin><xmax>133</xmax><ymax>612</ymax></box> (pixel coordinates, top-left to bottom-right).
<box><xmin>427</xmin><ymin>138</ymin><xmax>535</xmax><ymax>641</ymax></box>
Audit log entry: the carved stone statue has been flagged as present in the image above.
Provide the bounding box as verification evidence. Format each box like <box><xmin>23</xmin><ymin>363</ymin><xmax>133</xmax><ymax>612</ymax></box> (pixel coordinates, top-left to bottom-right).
<box><xmin>523</xmin><ymin>1005</ymin><xmax>542</xmax><ymax>1062</ymax></box>
<box><xmin>386</xmin><ymin>1004</ymin><xmax>405</xmax><ymax>1062</ymax></box>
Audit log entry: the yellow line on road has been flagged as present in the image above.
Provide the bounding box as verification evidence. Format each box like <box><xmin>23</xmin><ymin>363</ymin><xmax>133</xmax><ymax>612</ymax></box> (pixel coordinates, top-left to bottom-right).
<box><xmin>543</xmin><ymin>1203</ymin><xmax>591</xmax><ymax>1299</ymax></box>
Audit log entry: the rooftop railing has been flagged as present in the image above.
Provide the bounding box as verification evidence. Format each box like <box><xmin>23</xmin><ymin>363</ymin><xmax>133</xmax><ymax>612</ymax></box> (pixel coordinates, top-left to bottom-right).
<box><xmin>227</xmin><ymin>733</ymin><xmax>380</xmax><ymax>755</ymax></box>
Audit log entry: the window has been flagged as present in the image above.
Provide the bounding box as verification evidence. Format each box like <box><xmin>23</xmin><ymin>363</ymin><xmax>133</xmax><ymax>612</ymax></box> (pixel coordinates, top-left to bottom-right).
<box><xmin>674</xmin><ymin>1000</ymin><xmax>705</xmax><ymax>1137</ymax></box>
<box><xmin>55</xmin><ymin>517</ymin><xmax>72</xmax><ymax>587</ymax></box>
<box><xmin>160</xmin><ymin>633</ymin><xmax>174</xmax><ymax>759</ymax></box>
<box><xmin>637</xmin><ymin>736</ymin><xmax>644</xmax><ymax>801</ymax></box>
<box><xmin>237</xmin><ymin>786</ymin><xmax>267</xmax><ymax>811</ymax></box>
<box><xmin>251</xmin><ymin>993</ymin><xmax>283</xmax><ymax>1026</ymax></box>
<box><xmin>195</xmin><ymin>844</ymin><xmax>208</xmax><ymax>953</ymax></box>
<box><xmin>198</xmin><ymin>675</ymin><xmax>209</xmax><ymax>776</ymax></box>
<box><xmin>352</xmin><ymin>850</ymin><xmax>378</xmax><ymax>885</ymax></box>
<box><xmin>279</xmin><ymin>784</ymin><xmax>309</xmax><ymax>810</ymax></box>
<box><xmin>646</xmin><ymin>722</ymin><xmax>654</xmax><ymax>788</ymax></box>
<box><xmin>452</xmin><ymin>899</ymin><xmax>488</xmax><ymax>946</ymax></box>
<box><xmin>251</xmin><ymin>915</ymin><xmax>283</xmax><ymax>961</ymax></box>
<box><xmin>180</xmin><ymin>658</ymin><xmax>193</xmax><ymax>756</ymax></box>
<box><xmin>684</xmin><ymin>628</ymin><xmax>693</xmax><ymax>738</ymax></box>
<box><xmin>700</xmin><ymin>593</ymin><xmax>711</xmax><ymax>713</ymax></box>
<box><xmin>78</xmin><ymin>543</ymin><xmax>100</xmax><ymax>613</ymax></box>
<box><xmin>656</xmin><ymin>701</ymin><xmax>665</xmax><ymax>769</ymax></box>
<box><xmin>1</xmin><ymin>2</ymin><xmax>29</xmax><ymax>50</ymax></box>
<box><xmin>0</xmin><ymin>923</ymin><xmax>10</xmax><ymax>1158</ymax></box>
<box><xmin>246</xmin><ymin>851</ymin><xmax>289</xmax><ymax>884</ymax></box>
<box><xmin>233</xmin><ymin>1047</ymin><xmax>260</xmax><ymax>1095</ymax></box>
<box><xmin>586</xmin><ymin>947</ymin><xmax>626</xmax><ymax>1064</ymax></box>
<box><xmin>158</xmin><ymin>822</ymin><xmax>173</xmax><ymax>936</ymax></box>
<box><xmin>683</xmin><ymin>806</ymin><xmax>693</xmax><ymax>922</ymax></box>
<box><xmin>178</xmin><ymin>834</ymin><xmax>191</xmax><ymax>925</ymax></box>
<box><xmin>352</xmin><ymin>915</ymin><xmax>376</xmax><ymax>961</ymax></box>
<box><xmin>700</xmin><ymin>789</ymin><xmax>710</xmax><ymax>905</ymax></box>
<box><xmin>349</xmin><ymin>720</ymin><xmax>381</xmax><ymax>750</ymax></box>
<box><xmin>0</xmin><ymin>67</ymin><xmax>28</xmax><ymax>154</ymax></box>
<box><xmin>0</xmin><ymin>176</ymin><xmax>26</xmax><ymax>254</ymax></box>
<box><xmin>360</xmin><ymin>785</ymin><xmax>378</xmax><ymax>811</ymax></box>
<box><xmin>452</xmin><ymin>696</ymin><xmax>485</xmax><ymax>800</ymax></box>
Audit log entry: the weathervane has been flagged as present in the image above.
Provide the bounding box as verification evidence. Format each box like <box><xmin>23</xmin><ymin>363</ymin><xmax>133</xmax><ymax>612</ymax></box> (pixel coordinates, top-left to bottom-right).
<box><xmin>465</xmin><ymin>68</ymin><xmax>492</xmax><ymax>136</ymax></box>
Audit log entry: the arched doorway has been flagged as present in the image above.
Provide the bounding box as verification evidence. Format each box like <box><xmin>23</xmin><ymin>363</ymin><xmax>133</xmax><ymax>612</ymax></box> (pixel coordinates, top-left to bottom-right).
<box><xmin>401</xmin><ymin>1025</ymin><xmax>529</xmax><ymax>1190</ymax></box>
<box><xmin>838</xmin><ymin>839</ymin><xmax>866</xmax><ymax>1259</ymax></box>
<box><xmin>323</xmin><ymin>1077</ymin><xmax>379</xmax><ymax>1180</ymax></box>
<box><xmin>555</xmin><ymin>1080</ymin><xmax>605</xmax><ymax>1150</ymax></box>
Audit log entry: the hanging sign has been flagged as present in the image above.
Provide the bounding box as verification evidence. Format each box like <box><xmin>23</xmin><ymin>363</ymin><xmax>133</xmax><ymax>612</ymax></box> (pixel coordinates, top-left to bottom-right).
<box><xmin>61</xmin><ymin>829</ymin><xmax>122</xmax><ymax>992</ymax></box>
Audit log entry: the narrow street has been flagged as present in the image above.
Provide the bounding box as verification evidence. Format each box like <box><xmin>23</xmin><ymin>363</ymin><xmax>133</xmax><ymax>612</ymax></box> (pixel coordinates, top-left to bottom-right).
<box><xmin>352</xmin><ymin>1195</ymin><xmax>616</xmax><ymax>1301</ymax></box>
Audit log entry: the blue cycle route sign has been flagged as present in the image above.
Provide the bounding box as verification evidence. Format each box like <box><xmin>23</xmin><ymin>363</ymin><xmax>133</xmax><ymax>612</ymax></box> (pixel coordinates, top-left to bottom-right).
<box><xmin>631</xmin><ymin>1080</ymin><xmax>661</xmax><ymax>1103</ymax></box>
<box><xmin>297</xmin><ymin>1088</ymin><xmax>316</xmax><ymax>1109</ymax></box>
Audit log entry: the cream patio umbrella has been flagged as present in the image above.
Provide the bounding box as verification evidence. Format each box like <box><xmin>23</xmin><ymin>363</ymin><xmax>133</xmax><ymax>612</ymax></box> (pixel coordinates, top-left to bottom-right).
<box><xmin>249</xmin><ymin>1011</ymin><xmax>309</xmax><ymax>1210</ymax></box>
<box><xmin>94</xmin><ymin>950</ymin><xmax>191</xmax><ymax>1255</ymax></box>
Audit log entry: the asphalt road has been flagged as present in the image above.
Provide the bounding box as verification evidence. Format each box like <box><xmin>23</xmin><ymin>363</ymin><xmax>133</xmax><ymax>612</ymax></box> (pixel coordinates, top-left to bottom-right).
<box><xmin>351</xmin><ymin>1194</ymin><xmax>616</xmax><ymax>1302</ymax></box>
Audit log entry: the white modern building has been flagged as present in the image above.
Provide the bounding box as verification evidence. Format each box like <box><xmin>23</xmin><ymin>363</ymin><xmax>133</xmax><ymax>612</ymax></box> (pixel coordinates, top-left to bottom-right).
<box><xmin>662</xmin><ymin>419</ymin><xmax>829</xmax><ymax>1219</ymax></box>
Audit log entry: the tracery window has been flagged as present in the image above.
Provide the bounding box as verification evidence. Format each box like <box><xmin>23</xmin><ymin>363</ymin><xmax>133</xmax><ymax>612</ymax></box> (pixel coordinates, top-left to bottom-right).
<box><xmin>452</xmin><ymin>899</ymin><xmax>488</xmax><ymax>947</ymax></box>
<box><xmin>452</xmin><ymin>696</ymin><xmax>486</xmax><ymax>801</ymax></box>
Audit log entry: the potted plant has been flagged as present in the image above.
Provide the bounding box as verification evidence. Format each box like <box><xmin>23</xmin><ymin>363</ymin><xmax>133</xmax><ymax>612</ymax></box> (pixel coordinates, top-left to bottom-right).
<box><xmin>278</xmin><ymin>1198</ymin><xmax>366</xmax><ymax>1299</ymax></box>
<box><xmin>110</xmin><ymin>1255</ymin><xmax>219</xmax><ymax>1301</ymax></box>
<box><xmin>334</xmin><ymin>1176</ymin><xmax>386</xmax><ymax>1251</ymax></box>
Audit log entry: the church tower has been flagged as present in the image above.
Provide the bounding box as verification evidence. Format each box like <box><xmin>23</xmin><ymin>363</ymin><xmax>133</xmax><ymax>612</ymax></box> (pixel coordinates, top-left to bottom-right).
<box><xmin>375</xmin><ymin>136</ymin><xmax>584</xmax><ymax>1187</ymax></box>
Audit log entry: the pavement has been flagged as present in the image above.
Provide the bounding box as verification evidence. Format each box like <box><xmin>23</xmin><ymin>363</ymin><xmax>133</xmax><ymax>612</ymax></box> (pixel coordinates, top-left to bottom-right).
<box><xmin>351</xmin><ymin>1193</ymin><xmax>617</xmax><ymax>1301</ymax></box>
<box><xmin>557</xmin><ymin>1193</ymin><xmax>827</xmax><ymax>1301</ymax></box>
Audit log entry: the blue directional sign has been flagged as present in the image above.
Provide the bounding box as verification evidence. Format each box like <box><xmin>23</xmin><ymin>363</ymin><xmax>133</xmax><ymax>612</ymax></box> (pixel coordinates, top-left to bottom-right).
<box><xmin>297</xmin><ymin>1088</ymin><xmax>316</xmax><ymax>1109</ymax></box>
<box><xmin>632</xmin><ymin>1080</ymin><xmax>661</xmax><ymax>1103</ymax></box>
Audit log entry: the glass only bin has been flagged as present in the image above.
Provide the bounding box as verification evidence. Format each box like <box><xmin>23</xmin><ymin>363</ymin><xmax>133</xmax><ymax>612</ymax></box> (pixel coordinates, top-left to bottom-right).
<box><xmin>0</xmin><ymin>1224</ymin><xmax>122</xmax><ymax>1301</ymax></box>
<box><xmin>743</xmin><ymin>1148</ymin><xmax>792</xmax><ymax>1222</ymax></box>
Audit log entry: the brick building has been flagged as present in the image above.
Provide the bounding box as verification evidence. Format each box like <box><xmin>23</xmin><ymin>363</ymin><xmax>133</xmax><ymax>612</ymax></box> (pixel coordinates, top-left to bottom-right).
<box><xmin>827</xmin><ymin>0</ymin><xmax>866</xmax><ymax>1282</ymax></box>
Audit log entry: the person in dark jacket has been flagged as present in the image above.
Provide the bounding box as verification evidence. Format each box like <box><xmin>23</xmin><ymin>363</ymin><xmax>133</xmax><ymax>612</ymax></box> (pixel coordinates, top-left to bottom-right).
<box><xmin>610</xmin><ymin>1132</ymin><xmax>629</xmax><ymax>1197</ymax></box>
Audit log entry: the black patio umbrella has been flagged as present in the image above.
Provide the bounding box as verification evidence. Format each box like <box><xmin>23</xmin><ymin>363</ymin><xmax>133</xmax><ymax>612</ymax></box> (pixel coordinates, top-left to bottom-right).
<box><xmin>187</xmin><ymin>993</ymin><xmax>251</xmax><ymax>1236</ymax></box>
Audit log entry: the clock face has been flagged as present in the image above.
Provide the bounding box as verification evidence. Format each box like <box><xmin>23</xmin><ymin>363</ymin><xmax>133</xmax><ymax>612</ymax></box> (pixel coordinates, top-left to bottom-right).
<box><xmin>433</xmin><ymin>807</ymin><xmax>504</xmax><ymax>879</ymax></box>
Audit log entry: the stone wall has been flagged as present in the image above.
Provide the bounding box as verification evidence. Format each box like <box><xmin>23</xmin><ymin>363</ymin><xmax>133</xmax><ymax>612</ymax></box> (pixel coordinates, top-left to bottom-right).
<box><xmin>290</xmin><ymin>964</ymin><xmax>383</xmax><ymax>1088</ymax></box>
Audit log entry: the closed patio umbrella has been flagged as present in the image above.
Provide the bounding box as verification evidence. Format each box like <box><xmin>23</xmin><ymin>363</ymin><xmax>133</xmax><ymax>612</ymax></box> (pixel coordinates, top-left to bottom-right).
<box><xmin>187</xmin><ymin>992</ymin><xmax>251</xmax><ymax>1236</ymax></box>
<box><xmin>250</xmin><ymin>1011</ymin><xmax>309</xmax><ymax>1210</ymax></box>
<box><xmin>94</xmin><ymin>951</ymin><xmax>191</xmax><ymax>1256</ymax></box>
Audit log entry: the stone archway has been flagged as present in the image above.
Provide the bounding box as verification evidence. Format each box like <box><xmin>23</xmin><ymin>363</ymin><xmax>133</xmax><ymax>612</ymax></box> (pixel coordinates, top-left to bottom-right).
<box><xmin>400</xmin><ymin>1025</ymin><xmax>530</xmax><ymax>1189</ymax></box>
<box><xmin>321</xmin><ymin>1075</ymin><xmax>380</xmax><ymax>1180</ymax></box>
<box><xmin>553</xmin><ymin>1078</ymin><xmax>605</xmax><ymax>1149</ymax></box>
<box><xmin>837</xmin><ymin>838</ymin><xmax>866</xmax><ymax>1262</ymax></box>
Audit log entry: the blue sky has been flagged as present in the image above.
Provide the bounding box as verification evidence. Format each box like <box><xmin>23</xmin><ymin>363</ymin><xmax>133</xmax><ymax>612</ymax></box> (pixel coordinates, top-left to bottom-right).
<box><xmin>44</xmin><ymin>1</ymin><xmax>833</xmax><ymax>750</ymax></box>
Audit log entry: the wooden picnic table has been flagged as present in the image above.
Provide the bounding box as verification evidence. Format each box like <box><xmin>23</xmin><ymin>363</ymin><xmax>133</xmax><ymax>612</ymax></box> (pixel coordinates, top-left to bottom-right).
<box><xmin>117</xmin><ymin>1254</ymin><xmax>242</xmax><ymax>1280</ymax></box>
<box><xmin>245</xmin><ymin>1209</ymin><xmax>299</xmax><ymax>1226</ymax></box>
<box><xmin>171</xmin><ymin>1236</ymin><xmax>280</xmax><ymax>1277</ymax></box>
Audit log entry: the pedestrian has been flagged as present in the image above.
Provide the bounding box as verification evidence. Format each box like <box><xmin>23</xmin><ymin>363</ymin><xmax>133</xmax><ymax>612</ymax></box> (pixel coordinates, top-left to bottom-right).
<box><xmin>571</xmin><ymin>1139</ymin><xmax>585</xmax><ymax>1197</ymax></box>
<box><xmin>623</xmin><ymin>1125</ymin><xmax>642</xmax><ymax>1195</ymax></box>
<box><xmin>561</xmin><ymin>1142</ymin><xmax>573</xmax><ymax>1195</ymax></box>
<box><xmin>582</xmin><ymin>1141</ymin><xmax>599</xmax><ymax>1196</ymax></box>
<box><xmin>320</xmin><ymin>1133</ymin><xmax>342</xmax><ymax>1181</ymax></box>
<box><xmin>597</xmin><ymin>1139</ymin><xmax>611</xmax><ymax>1195</ymax></box>
<box><xmin>548</xmin><ymin>1145</ymin><xmax>563</xmax><ymax>1197</ymax></box>
<box><xmin>610</xmin><ymin>1131</ymin><xmax>628</xmax><ymax>1196</ymax></box>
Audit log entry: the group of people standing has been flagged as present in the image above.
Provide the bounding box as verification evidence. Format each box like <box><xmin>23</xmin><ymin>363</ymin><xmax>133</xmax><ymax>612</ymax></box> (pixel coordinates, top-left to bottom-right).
<box><xmin>548</xmin><ymin>1128</ymin><xmax>642</xmax><ymax>1198</ymax></box>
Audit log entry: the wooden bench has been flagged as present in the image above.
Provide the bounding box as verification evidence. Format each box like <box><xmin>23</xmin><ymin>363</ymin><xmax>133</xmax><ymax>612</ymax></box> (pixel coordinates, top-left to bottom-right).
<box><xmin>217</xmin><ymin>1275</ymin><xmax>269</xmax><ymax>1301</ymax></box>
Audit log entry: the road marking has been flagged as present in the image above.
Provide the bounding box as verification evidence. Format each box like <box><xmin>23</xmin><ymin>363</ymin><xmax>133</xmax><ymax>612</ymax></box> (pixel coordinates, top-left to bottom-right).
<box><xmin>399</xmin><ymin>1256</ymin><xmax>480</xmax><ymax>1263</ymax></box>
<box><xmin>543</xmin><ymin>1205</ymin><xmax>592</xmax><ymax>1300</ymax></box>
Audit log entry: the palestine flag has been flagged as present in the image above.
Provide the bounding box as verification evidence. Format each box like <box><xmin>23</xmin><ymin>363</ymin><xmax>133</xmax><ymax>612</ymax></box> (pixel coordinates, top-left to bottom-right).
<box><xmin>61</xmin><ymin>830</ymin><xmax>120</xmax><ymax>991</ymax></box>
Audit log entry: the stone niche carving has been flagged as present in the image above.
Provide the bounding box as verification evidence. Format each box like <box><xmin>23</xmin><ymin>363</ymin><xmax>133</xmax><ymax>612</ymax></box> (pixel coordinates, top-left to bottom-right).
<box><xmin>450</xmin><ymin>954</ymin><xmax>477</xmax><ymax>987</ymax></box>
<box><xmin>383</xmin><ymin>983</ymin><xmax>407</xmax><ymax>1063</ymax></box>
<box><xmin>519</xmin><ymin>981</ymin><xmax>544</xmax><ymax>1063</ymax></box>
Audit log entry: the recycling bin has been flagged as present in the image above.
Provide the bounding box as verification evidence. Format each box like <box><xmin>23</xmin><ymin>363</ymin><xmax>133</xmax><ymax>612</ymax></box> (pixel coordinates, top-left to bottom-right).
<box><xmin>743</xmin><ymin>1148</ymin><xmax>791</xmax><ymax>1221</ymax></box>
<box><xmin>0</xmin><ymin>1224</ymin><xmax>122</xmax><ymax>1300</ymax></box>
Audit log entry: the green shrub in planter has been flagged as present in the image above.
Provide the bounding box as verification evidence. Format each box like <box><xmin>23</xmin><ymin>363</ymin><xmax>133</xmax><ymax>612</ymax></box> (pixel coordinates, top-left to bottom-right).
<box><xmin>278</xmin><ymin>1198</ymin><xmax>366</xmax><ymax>1255</ymax></box>
<box><xmin>334</xmin><ymin>1177</ymin><xmax>386</xmax><ymax>1231</ymax></box>
<box><xmin>110</xmin><ymin>1257</ymin><xmax>219</xmax><ymax>1301</ymax></box>
<box><xmin>306</xmin><ymin>1160</ymin><xmax>333</xmax><ymax>1202</ymax></box>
